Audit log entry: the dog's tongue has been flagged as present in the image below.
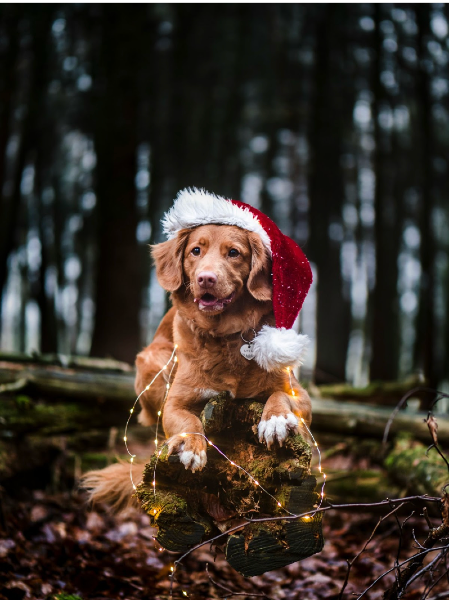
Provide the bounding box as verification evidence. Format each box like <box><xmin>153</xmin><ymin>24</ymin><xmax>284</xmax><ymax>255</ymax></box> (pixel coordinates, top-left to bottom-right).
<box><xmin>195</xmin><ymin>292</ymin><xmax>234</xmax><ymax>310</ymax></box>
<box><xmin>199</xmin><ymin>293</ymin><xmax>219</xmax><ymax>307</ymax></box>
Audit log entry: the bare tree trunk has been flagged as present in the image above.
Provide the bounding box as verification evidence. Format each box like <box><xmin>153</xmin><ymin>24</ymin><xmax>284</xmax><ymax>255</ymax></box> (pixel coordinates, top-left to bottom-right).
<box><xmin>413</xmin><ymin>5</ymin><xmax>438</xmax><ymax>399</ymax></box>
<box><xmin>307</xmin><ymin>5</ymin><xmax>352</xmax><ymax>384</ymax></box>
<box><xmin>370</xmin><ymin>4</ymin><xmax>402</xmax><ymax>381</ymax></box>
<box><xmin>0</xmin><ymin>6</ymin><xmax>20</xmax><ymax>300</ymax></box>
<box><xmin>90</xmin><ymin>6</ymin><xmax>145</xmax><ymax>363</ymax></box>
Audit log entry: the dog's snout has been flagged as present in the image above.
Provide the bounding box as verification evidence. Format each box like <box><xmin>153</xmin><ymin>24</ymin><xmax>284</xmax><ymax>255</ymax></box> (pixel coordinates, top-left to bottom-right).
<box><xmin>197</xmin><ymin>271</ymin><xmax>217</xmax><ymax>289</ymax></box>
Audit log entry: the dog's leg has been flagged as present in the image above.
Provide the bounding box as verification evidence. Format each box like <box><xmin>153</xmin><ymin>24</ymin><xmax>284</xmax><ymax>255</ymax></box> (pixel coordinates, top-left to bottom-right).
<box><xmin>162</xmin><ymin>383</ymin><xmax>208</xmax><ymax>472</ymax></box>
<box><xmin>258</xmin><ymin>386</ymin><xmax>312</xmax><ymax>449</ymax></box>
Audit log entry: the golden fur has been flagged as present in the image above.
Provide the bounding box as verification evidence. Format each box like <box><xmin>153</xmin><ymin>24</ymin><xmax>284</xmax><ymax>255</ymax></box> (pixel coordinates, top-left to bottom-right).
<box><xmin>83</xmin><ymin>224</ymin><xmax>311</xmax><ymax>506</ymax></box>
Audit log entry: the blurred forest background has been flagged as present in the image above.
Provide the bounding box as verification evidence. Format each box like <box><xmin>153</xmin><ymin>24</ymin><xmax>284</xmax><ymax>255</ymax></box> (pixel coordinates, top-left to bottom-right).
<box><xmin>1</xmin><ymin>2</ymin><xmax>449</xmax><ymax>392</ymax></box>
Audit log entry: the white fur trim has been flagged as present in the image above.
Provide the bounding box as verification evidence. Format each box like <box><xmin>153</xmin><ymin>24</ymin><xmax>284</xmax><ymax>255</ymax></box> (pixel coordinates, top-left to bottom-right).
<box><xmin>162</xmin><ymin>187</ymin><xmax>272</xmax><ymax>254</ymax></box>
<box><xmin>252</xmin><ymin>325</ymin><xmax>309</xmax><ymax>372</ymax></box>
<box><xmin>258</xmin><ymin>414</ymin><xmax>298</xmax><ymax>449</ymax></box>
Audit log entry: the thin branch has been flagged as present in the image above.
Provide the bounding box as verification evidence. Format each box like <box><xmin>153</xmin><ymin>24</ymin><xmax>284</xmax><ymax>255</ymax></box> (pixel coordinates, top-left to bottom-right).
<box><xmin>338</xmin><ymin>503</ymin><xmax>405</xmax><ymax>600</ymax></box>
<box><xmin>401</xmin><ymin>550</ymin><xmax>446</xmax><ymax>598</ymax></box>
<box><xmin>382</xmin><ymin>387</ymin><xmax>449</xmax><ymax>445</ymax></box>
<box><xmin>427</xmin><ymin>443</ymin><xmax>449</xmax><ymax>474</ymax></box>
<box><xmin>356</xmin><ymin>545</ymin><xmax>449</xmax><ymax>600</ymax></box>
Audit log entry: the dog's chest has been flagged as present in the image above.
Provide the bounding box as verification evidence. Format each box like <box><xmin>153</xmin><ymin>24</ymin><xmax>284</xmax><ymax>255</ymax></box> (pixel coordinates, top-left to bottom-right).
<box><xmin>190</xmin><ymin>336</ymin><xmax>268</xmax><ymax>395</ymax></box>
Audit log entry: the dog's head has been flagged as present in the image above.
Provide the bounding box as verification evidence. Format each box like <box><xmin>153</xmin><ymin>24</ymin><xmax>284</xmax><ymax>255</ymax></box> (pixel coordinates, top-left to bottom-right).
<box><xmin>152</xmin><ymin>224</ymin><xmax>272</xmax><ymax>315</ymax></box>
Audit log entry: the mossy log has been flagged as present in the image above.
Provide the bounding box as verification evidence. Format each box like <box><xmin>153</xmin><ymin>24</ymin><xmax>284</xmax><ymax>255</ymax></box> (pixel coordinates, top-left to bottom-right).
<box><xmin>135</xmin><ymin>394</ymin><xmax>324</xmax><ymax>577</ymax></box>
<box><xmin>385</xmin><ymin>435</ymin><xmax>449</xmax><ymax>497</ymax></box>
<box><xmin>317</xmin><ymin>376</ymin><xmax>424</xmax><ymax>406</ymax></box>
<box><xmin>312</xmin><ymin>398</ymin><xmax>449</xmax><ymax>445</ymax></box>
<box><xmin>1</xmin><ymin>353</ymin><xmax>448</xmax><ymax>443</ymax></box>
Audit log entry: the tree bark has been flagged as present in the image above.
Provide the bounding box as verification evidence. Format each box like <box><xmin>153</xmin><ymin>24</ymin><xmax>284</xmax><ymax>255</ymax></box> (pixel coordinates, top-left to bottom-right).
<box><xmin>90</xmin><ymin>5</ymin><xmax>146</xmax><ymax>363</ymax></box>
<box><xmin>370</xmin><ymin>4</ymin><xmax>402</xmax><ymax>381</ymax></box>
<box><xmin>136</xmin><ymin>394</ymin><xmax>324</xmax><ymax>577</ymax></box>
<box><xmin>307</xmin><ymin>5</ymin><xmax>352</xmax><ymax>384</ymax></box>
<box><xmin>414</xmin><ymin>5</ymin><xmax>438</xmax><ymax>397</ymax></box>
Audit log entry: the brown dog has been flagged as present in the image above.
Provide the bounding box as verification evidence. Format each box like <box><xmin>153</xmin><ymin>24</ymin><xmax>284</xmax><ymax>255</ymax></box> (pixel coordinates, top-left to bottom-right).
<box><xmin>135</xmin><ymin>223</ymin><xmax>311</xmax><ymax>472</ymax></box>
<box><xmin>83</xmin><ymin>189</ymin><xmax>312</xmax><ymax>507</ymax></box>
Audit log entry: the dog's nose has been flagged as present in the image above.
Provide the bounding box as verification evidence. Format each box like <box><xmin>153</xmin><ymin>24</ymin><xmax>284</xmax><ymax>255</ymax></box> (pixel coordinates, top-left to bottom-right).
<box><xmin>197</xmin><ymin>271</ymin><xmax>217</xmax><ymax>289</ymax></box>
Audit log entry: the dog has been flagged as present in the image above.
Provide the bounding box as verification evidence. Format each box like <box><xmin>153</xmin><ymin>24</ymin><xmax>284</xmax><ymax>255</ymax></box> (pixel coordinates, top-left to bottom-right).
<box><xmin>83</xmin><ymin>189</ymin><xmax>312</xmax><ymax>508</ymax></box>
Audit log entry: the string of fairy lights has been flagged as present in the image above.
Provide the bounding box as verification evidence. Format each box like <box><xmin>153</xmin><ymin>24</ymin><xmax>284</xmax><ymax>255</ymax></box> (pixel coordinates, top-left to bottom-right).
<box><xmin>124</xmin><ymin>345</ymin><xmax>327</xmax><ymax>535</ymax></box>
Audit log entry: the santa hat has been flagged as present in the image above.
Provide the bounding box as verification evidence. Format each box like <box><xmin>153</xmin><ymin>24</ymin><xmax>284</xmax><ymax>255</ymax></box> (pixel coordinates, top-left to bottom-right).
<box><xmin>162</xmin><ymin>188</ymin><xmax>312</xmax><ymax>372</ymax></box>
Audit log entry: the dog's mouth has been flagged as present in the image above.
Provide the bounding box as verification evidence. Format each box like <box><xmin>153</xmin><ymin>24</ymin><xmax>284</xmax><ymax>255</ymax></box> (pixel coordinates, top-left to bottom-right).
<box><xmin>194</xmin><ymin>291</ymin><xmax>235</xmax><ymax>312</ymax></box>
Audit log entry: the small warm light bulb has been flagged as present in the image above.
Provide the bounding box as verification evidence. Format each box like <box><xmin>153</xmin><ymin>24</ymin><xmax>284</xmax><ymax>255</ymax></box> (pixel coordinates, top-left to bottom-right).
<box><xmin>158</xmin><ymin>450</ymin><xmax>162</xmax><ymax>456</ymax></box>
<box><xmin>174</xmin><ymin>344</ymin><xmax>178</xmax><ymax>349</ymax></box>
<box><xmin>130</xmin><ymin>408</ymin><xmax>134</xmax><ymax>413</ymax></box>
<box><xmin>291</xmin><ymin>391</ymin><xmax>295</xmax><ymax>396</ymax></box>
<box><xmin>254</xmin><ymin>480</ymin><xmax>259</xmax><ymax>486</ymax></box>
<box><xmin>230</xmin><ymin>461</ymin><xmax>235</xmax><ymax>466</ymax></box>
<box><xmin>208</xmin><ymin>440</ymin><xmax>213</xmax><ymax>446</ymax></box>
<box><xmin>182</xmin><ymin>592</ymin><xmax>188</xmax><ymax>597</ymax></box>
<box><xmin>300</xmin><ymin>417</ymin><xmax>305</xmax><ymax>423</ymax></box>
<box><xmin>174</xmin><ymin>356</ymin><xmax>178</xmax><ymax>363</ymax></box>
<box><xmin>123</xmin><ymin>436</ymin><xmax>127</xmax><ymax>442</ymax></box>
<box><xmin>146</xmin><ymin>384</ymin><xmax>151</xmax><ymax>391</ymax></box>
<box><xmin>181</xmin><ymin>432</ymin><xmax>187</xmax><ymax>438</ymax></box>
<box><xmin>157</xmin><ymin>410</ymin><xmax>161</xmax><ymax>416</ymax></box>
<box><xmin>318</xmin><ymin>466</ymin><xmax>322</xmax><ymax>473</ymax></box>
<box><xmin>133</xmin><ymin>484</ymin><xmax>137</xmax><ymax>490</ymax></box>
<box><xmin>315</xmin><ymin>442</ymin><xmax>318</xmax><ymax>447</ymax></box>
<box><xmin>166</xmin><ymin>383</ymin><xmax>170</xmax><ymax>389</ymax></box>
<box><xmin>303</xmin><ymin>515</ymin><xmax>311</xmax><ymax>520</ymax></box>
<box><xmin>152</xmin><ymin>480</ymin><xmax>156</xmax><ymax>487</ymax></box>
<box><xmin>277</xmin><ymin>502</ymin><xmax>282</xmax><ymax>507</ymax></box>
<box><xmin>163</xmin><ymin>365</ymin><xmax>167</xmax><ymax>370</ymax></box>
<box><xmin>170</xmin><ymin>566</ymin><xmax>174</xmax><ymax>572</ymax></box>
<box><xmin>130</xmin><ymin>457</ymin><xmax>134</xmax><ymax>463</ymax></box>
<box><xmin>155</xmin><ymin>439</ymin><xmax>158</xmax><ymax>446</ymax></box>
<box><xmin>323</xmin><ymin>473</ymin><xmax>327</xmax><ymax>479</ymax></box>
<box><xmin>153</xmin><ymin>509</ymin><xmax>157</xmax><ymax>514</ymax></box>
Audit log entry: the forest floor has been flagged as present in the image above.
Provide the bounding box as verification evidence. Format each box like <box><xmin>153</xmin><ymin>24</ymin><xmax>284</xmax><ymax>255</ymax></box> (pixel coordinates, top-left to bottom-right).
<box><xmin>1</xmin><ymin>485</ymin><xmax>446</xmax><ymax>600</ymax></box>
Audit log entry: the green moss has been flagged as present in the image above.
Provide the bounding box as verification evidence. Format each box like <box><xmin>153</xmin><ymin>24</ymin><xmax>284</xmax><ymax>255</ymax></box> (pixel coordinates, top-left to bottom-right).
<box><xmin>385</xmin><ymin>437</ymin><xmax>448</xmax><ymax>496</ymax></box>
<box><xmin>0</xmin><ymin>397</ymin><xmax>104</xmax><ymax>436</ymax></box>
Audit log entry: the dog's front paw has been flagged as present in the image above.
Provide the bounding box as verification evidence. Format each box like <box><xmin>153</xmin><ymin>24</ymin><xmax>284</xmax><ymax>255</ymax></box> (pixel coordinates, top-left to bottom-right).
<box><xmin>168</xmin><ymin>433</ymin><xmax>207</xmax><ymax>472</ymax></box>
<box><xmin>258</xmin><ymin>413</ymin><xmax>298</xmax><ymax>449</ymax></box>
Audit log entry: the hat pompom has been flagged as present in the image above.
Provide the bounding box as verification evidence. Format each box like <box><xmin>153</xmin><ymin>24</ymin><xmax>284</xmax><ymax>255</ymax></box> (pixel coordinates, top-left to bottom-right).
<box><xmin>252</xmin><ymin>325</ymin><xmax>309</xmax><ymax>372</ymax></box>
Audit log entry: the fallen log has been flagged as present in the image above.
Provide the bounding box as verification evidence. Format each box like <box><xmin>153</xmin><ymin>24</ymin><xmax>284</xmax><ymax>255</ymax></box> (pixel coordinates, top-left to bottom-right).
<box><xmin>1</xmin><ymin>354</ymin><xmax>447</xmax><ymax>444</ymax></box>
<box><xmin>311</xmin><ymin>398</ymin><xmax>449</xmax><ymax>445</ymax></box>
<box><xmin>135</xmin><ymin>393</ymin><xmax>324</xmax><ymax>577</ymax></box>
<box><xmin>316</xmin><ymin>376</ymin><xmax>424</xmax><ymax>406</ymax></box>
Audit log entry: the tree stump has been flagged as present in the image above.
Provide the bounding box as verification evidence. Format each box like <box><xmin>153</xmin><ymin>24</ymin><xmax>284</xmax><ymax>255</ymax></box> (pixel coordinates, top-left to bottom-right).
<box><xmin>135</xmin><ymin>393</ymin><xmax>324</xmax><ymax>576</ymax></box>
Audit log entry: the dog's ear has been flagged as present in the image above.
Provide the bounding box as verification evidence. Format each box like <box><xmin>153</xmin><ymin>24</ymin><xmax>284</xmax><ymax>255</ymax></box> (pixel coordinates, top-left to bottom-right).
<box><xmin>247</xmin><ymin>232</ymin><xmax>272</xmax><ymax>301</ymax></box>
<box><xmin>151</xmin><ymin>230</ymin><xmax>190</xmax><ymax>292</ymax></box>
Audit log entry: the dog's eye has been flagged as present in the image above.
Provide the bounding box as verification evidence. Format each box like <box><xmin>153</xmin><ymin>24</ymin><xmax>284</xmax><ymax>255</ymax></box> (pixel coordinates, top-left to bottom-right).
<box><xmin>228</xmin><ymin>248</ymin><xmax>240</xmax><ymax>258</ymax></box>
<box><xmin>191</xmin><ymin>247</ymin><xmax>201</xmax><ymax>256</ymax></box>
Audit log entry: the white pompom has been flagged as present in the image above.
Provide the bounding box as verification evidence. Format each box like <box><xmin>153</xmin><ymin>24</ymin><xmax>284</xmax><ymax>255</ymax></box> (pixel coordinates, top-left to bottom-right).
<box><xmin>252</xmin><ymin>325</ymin><xmax>309</xmax><ymax>372</ymax></box>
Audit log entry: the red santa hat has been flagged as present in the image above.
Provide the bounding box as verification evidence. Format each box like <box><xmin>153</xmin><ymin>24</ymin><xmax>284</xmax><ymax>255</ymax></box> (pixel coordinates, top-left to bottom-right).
<box><xmin>162</xmin><ymin>188</ymin><xmax>313</xmax><ymax>372</ymax></box>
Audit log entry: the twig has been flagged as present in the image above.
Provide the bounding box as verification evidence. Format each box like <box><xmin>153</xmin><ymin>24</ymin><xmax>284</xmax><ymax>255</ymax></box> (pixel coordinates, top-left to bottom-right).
<box><xmin>172</xmin><ymin>496</ymin><xmax>441</xmax><ymax>576</ymax></box>
<box><xmin>382</xmin><ymin>387</ymin><xmax>449</xmax><ymax>445</ymax></box>
<box><xmin>338</xmin><ymin>503</ymin><xmax>405</xmax><ymax>600</ymax></box>
<box><xmin>427</xmin><ymin>443</ymin><xmax>449</xmax><ymax>474</ymax></box>
<box><xmin>400</xmin><ymin>550</ymin><xmax>446</xmax><ymax>598</ymax></box>
<box><xmin>205</xmin><ymin>563</ymin><xmax>272</xmax><ymax>599</ymax></box>
<box><xmin>356</xmin><ymin>545</ymin><xmax>449</xmax><ymax>599</ymax></box>
<box><xmin>426</xmin><ymin>587</ymin><xmax>449</xmax><ymax>600</ymax></box>
<box><xmin>423</xmin><ymin>507</ymin><xmax>434</xmax><ymax>531</ymax></box>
